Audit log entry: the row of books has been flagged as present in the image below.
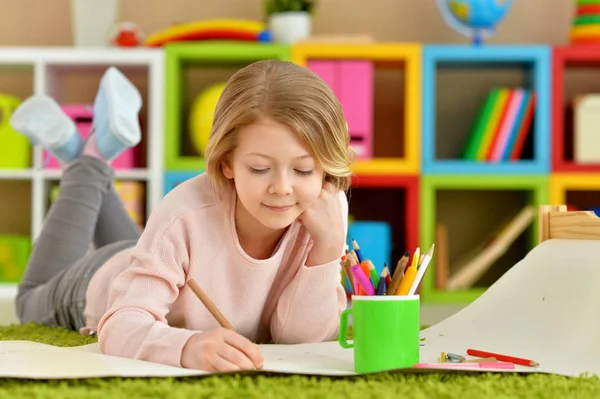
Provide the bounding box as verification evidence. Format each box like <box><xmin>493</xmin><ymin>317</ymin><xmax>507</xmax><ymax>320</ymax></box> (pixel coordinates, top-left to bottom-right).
<box><xmin>462</xmin><ymin>88</ymin><xmax>535</xmax><ymax>162</ymax></box>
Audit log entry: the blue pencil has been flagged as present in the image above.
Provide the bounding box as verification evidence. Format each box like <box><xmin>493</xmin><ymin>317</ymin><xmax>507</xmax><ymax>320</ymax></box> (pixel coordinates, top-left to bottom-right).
<box><xmin>352</xmin><ymin>239</ymin><xmax>364</xmax><ymax>263</ymax></box>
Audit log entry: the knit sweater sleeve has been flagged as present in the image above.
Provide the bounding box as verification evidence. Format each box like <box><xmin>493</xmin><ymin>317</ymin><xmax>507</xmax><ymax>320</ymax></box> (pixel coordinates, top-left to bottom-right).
<box><xmin>96</xmin><ymin>214</ymin><xmax>197</xmax><ymax>368</ymax></box>
<box><xmin>270</xmin><ymin>191</ymin><xmax>349</xmax><ymax>344</ymax></box>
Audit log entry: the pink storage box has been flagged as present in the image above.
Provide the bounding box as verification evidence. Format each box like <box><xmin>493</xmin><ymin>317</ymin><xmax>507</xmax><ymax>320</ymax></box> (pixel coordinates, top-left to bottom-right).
<box><xmin>307</xmin><ymin>60</ymin><xmax>373</xmax><ymax>160</ymax></box>
<box><xmin>44</xmin><ymin>104</ymin><xmax>138</xmax><ymax>169</ymax></box>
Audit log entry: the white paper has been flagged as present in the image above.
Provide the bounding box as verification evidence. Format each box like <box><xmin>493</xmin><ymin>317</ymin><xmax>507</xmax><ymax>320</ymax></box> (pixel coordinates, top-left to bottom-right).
<box><xmin>0</xmin><ymin>238</ymin><xmax>598</xmax><ymax>379</ymax></box>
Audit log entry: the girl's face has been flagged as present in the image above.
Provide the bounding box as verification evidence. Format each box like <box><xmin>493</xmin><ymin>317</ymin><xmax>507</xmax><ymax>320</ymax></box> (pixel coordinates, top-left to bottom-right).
<box><xmin>222</xmin><ymin>116</ymin><xmax>325</xmax><ymax>232</ymax></box>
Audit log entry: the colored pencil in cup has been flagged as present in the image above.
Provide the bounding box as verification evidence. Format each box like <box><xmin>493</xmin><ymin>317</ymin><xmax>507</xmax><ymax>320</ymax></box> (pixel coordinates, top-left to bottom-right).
<box><xmin>386</xmin><ymin>251</ymin><xmax>409</xmax><ymax>295</ymax></box>
<box><xmin>384</xmin><ymin>263</ymin><xmax>392</xmax><ymax>287</ymax></box>
<box><xmin>342</xmin><ymin>258</ymin><xmax>356</xmax><ymax>295</ymax></box>
<box><xmin>466</xmin><ymin>349</ymin><xmax>539</xmax><ymax>367</ymax></box>
<box><xmin>352</xmin><ymin>239</ymin><xmax>364</xmax><ymax>263</ymax></box>
<box><xmin>396</xmin><ymin>263</ymin><xmax>418</xmax><ymax>295</ymax></box>
<box><xmin>367</xmin><ymin>260</ymin><xmax>380</xmax><ymax>288</ymax></box>
<box><xmin>408</xmin><ymin>244</ymin><xmax>435</xmax><ymax>295</ymax></box>
<box><xmin>188</xmin><ymin>279</ymin><xmax>234</xmax><ymax>330</ymax></box>
<box><xmin>350</xmin><ymin>264</ymin><xmax>375</xmax><ymax>295</ymax></box>
<box><xmin>376</xmin><ymin>267</ymin><xmax>389</xmax><ymax>295</ymax></box>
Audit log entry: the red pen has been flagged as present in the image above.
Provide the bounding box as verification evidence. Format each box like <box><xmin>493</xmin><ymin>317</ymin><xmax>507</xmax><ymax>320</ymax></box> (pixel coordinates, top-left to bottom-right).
<box><xmin>467</xmin><ymin>349</ymin><xmax>539</xmax><ymax>367</ymax></box>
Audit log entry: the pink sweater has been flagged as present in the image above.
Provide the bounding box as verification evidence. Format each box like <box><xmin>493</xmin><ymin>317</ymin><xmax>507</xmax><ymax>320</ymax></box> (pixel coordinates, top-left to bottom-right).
<box><xmin>86</xmin><ymin>173</ymin><xmax>348</xmax><ymax>368</ymax></box>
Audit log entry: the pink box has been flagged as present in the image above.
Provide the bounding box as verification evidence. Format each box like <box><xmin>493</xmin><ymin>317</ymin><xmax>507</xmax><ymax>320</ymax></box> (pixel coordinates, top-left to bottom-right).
<box><xmin>306</xmin><ymin>60</ymin><xmax>373</xmax><ymax>160</ymax></box>
<box><xmin>44</xmin><ymin>104</ymin><xmax>138</xmax><ymax>169</ymax></box>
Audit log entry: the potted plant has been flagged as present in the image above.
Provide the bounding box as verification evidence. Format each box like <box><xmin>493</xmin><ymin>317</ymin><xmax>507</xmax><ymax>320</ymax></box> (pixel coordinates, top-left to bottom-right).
<box><xmin>264</xmin><ymin>0</ymin><xmax>316</xmax><ymax>44</ymax></box>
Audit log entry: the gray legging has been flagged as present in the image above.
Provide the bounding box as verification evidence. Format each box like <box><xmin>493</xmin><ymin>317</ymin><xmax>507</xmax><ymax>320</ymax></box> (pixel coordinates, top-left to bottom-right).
<box><xmin>16</xmin><ymin>155</ymin><xmax>140</xmax><ymax>330</ymax></box>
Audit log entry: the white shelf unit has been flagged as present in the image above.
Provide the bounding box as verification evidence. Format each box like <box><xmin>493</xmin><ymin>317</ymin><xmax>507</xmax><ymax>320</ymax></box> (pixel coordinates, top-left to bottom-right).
<box><xmin>0</xmin><ymin>47</ymin><xmax>165</xmax><ymax>301</ymax></box>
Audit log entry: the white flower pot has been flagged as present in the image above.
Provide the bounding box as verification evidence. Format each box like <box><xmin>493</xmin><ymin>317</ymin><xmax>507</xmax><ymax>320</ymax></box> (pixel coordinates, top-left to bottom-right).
<box><xmin>268</xmin><ymin>11</ymin><xmax>312</xmax><ymax>44</ymax></box>
<box><xmin>70</xmin><ymin>0</ymin><xmax>119</xmax><ymax>47</ymax></box>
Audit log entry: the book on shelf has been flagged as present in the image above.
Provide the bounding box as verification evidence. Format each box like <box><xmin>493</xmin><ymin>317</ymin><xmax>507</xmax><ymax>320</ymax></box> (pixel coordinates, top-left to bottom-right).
<box><xmin>462</xmin><ymin>88</ymin><xmax>535</xmax><ymax>162</ymax></box>
<box><xmin>445</xmin><ymin>205</ymin><xmax>535</xmax><ymax>291</ymax></box>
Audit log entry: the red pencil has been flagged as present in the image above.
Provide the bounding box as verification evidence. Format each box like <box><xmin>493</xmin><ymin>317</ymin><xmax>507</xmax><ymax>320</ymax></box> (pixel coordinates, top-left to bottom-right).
<box><xmin>466</xmin><ymin>349</ymin><xmax>539</xmax><ymax>367</ymax></box>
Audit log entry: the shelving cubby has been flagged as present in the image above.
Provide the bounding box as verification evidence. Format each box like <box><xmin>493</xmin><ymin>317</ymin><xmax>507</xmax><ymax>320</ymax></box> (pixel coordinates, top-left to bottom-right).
<box><xmin>421</xmin><ymin>45</ymin><xmax>551</xmax><ymax>175</ymax></box>
<box><xmin>348</xmin><ymin>175</ymin><xmax>419</xmax><ymax>271</ymax></box>
<box><xmin>164</xmin><ymin>42</ymin><xmax>291</xmax><ymax>172</ymax></box>
<box><xmin>0</xmin><ymin>47</ymin><xmax>165</xmax><ymax>300</ymax></box>
<box><xmin>292</xmin><ymin>43</ymin><xmax>421</xmax><ymax>176</ymax></box>
<box><xmin>552</xmin><ymin>44</ymin><xmax>600</xmax><ymax>172</ymax></box>
<box><xmin>550</xmin><ymin>173</ymin><xmax>600</xmax><ymax>212</ymax></box>
<box><xmin>419</xmin><ymin>175</ymin><xmax>548</xmax><ymax>304</ymax></box>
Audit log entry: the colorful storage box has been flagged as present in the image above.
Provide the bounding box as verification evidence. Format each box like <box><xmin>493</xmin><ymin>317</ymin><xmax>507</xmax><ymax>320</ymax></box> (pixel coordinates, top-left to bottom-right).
<box><xmin>44</xmin><ymin>104</ymin><xmax>139</xmax><ymax>169</ymax></box>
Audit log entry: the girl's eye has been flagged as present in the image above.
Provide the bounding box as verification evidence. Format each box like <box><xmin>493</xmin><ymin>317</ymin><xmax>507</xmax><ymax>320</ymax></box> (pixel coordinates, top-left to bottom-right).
<box><xmin>249</xmin><ymin>167</ymin><xmax>269</xmax><ymax>174</ymax></box>
<box><xmin>295</xmin><ymin>170</ymin><xmax>314</xmax><ymax>176</ymax></box>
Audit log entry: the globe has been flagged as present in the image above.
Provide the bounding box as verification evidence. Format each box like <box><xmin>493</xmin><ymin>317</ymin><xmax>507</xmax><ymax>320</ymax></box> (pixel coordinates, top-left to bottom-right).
<box><xmin>437</xmin><ymin>0</ymin><xmax>513</xmax><ymax>45</ymax></box>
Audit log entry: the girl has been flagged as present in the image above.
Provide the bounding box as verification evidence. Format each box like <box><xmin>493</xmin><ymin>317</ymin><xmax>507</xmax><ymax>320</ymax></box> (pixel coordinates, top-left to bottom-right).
<box><xmin>11</xmin><ymin>60</ymin><xmax>353</xmax><ymax>373</ymax></box>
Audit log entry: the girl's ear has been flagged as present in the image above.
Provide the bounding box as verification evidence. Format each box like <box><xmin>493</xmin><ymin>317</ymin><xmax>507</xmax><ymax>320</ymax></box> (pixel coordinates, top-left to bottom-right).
<box><xmin>221</xmin><ymin>160</ymin><xmax>234</xmax><ymax>179</ymax></box>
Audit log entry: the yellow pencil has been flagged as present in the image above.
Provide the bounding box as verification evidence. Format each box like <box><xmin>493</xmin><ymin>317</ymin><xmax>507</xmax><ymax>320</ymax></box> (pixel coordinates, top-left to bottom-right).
<box><xmin>396</xmin><ymin>264</ymin><xmax>418</xmax><ymax>295</ymax></box>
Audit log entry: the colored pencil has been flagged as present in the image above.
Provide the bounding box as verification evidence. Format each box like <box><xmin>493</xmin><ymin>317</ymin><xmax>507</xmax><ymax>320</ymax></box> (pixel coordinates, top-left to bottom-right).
<box><xmin>466</xmin><ymin>349</ymin><xmax>539</xmax><ymax>367</ymax></box>
<box><xmin>396</xmin><ymin>264</ymin><xmax>418</xmax><ymax>295</ymax></box>
<box><xmin>386</xmin><ymin>251</ymin><xmax>409</xmax><ymax>295</ymax></box>
<box><xmin>188</xmin><ymin>279</ymin><xmax>234</xmax><ymax>330</ymax></box>
<box><xmin>341</xmin><ymin>258</ymin><xmax>355</xmax><ymax>295</ymax></box>
<box><xmin>350</xmin><ymin>264</ymin><xmax>375</xmax><ymax>295</ymax></box>
<box><xmin>376</xmin><ymin>267</ymin><xmax>389</xmax><ymax>295</ymax></box>
<box><xmin>408</xmin><ymin>244</ymin><xmax>435</xmax><ymax>295</ymax></box>
<box><xmin>367</xmin><ymin>260</ymin><xmax>380</xmax><ymax>287</ymax></box>
<box><xmin>414</xmin><ymin>362</ymin><xmax>514</xmax><ymax>370</ymax></box>
<box><xmin>352</xmin><ymin>239</ymin><xmax>364</xmax><ymax>263</ymax></box>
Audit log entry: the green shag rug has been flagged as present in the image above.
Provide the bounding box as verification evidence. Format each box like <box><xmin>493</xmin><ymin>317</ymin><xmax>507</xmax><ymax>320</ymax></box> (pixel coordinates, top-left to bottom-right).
<box><xmin>0</xmin><ymin>323</ymin><xmax>598</xmax><ymax>398</ymax></box>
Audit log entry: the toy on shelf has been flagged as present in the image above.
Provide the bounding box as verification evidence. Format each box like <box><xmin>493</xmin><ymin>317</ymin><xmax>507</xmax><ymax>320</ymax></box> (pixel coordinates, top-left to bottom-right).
<box><xmin>189</xmin><ymin>82</ymin><xmax>226</xmax><ymax>156</ymax></box>
<box><xmin>145</xmin><ymin>19</ymin><xmax>270</xmax><ymax>47</ymax></box>
<box><xmin>0</xmin><ymin>235</ymin><xmax>31</xmax><ymax>283</ymax></box>
<box><xmin>0</xmin><ymin>94</ymin><xmax>30</xmax><ymax>169</ymax></box>
<box><xmin>50</xmin><ymin>180</ymin><xmax>145</xmax><ymax>229</ymax></box>
<box><xmin>436</xmin><ymin>0</ymin><xmax>513</xmax><ymax>45</ymax></box>
<box><xmin>570</xmin><ymin>0</ymin><xmax>600</xmax><ymax>44</ymax></box>
<box><xmin>111</xmin><ymin>21</ymin><xmax>144</xmax><ymax>47</ymax></box>
<box><xmin>114</xmin><ymin>180</ymin><xmax>146</xmax><ymax>230</ymax></box>
<box><xmin>44</xmin><ymin>105</ymin><xmax>139</xmax><ymax>170</ymax></box>
<box><xmin>462</xmin><ymin>87</ymin><xmax>536</xmax><ymax>162</ymax></box>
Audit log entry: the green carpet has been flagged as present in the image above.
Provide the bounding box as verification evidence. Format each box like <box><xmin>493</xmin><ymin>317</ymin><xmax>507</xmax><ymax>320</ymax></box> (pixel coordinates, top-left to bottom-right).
<box><xmin>0</xmin><ymin>323</ymin><xmax>598</xmax><ymax>398</ymax></box>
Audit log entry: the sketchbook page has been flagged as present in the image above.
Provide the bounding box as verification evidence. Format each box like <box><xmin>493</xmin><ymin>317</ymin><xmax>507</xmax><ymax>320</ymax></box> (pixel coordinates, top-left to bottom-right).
<box><xmin>0</xmin><ymin>340</ymin><xmax>205</xmax><ymax>379</ymax></box>
<box><xmin>419</xmin><ymin>238</ymin><xmax>600</xmax><ymax>378</ymax></box>
<box><xmin>259</xmin><ymin>341</ymin><xmax>355</xmax><ymax>376</ymax></box>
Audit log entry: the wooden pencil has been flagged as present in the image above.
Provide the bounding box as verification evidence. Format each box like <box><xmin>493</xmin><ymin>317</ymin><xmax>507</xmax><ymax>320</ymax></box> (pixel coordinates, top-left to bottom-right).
<box><xmin>341</xmin><ymin>258</ymin><xmax>355</xmax><ymax>294</ymax></box>
<box><xmin>387</xmin><ymin>252</ymin><xmax>410</xmax><ymax>295</ymax></box>
<box><xmin>188</xmin><ymin>279</ymin><xmax>234</xmax><ymax>330</ymax></box>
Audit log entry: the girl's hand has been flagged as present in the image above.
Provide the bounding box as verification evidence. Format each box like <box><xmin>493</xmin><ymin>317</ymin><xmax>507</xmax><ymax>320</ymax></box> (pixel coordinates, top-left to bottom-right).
<box><xmin>298</xmin><ymin>181</ymin><xmax>345</xmax><ymax>266</ymax></box>
<box><xmin>181</xmin><ymin>328</ymin><xmax>264</xmax><ymax>372</ymax></box>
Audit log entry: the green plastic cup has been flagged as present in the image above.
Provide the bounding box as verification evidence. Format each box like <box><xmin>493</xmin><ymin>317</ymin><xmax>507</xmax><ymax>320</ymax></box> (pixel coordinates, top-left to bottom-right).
<box><xmin>338</xmin><ymin>295</ymin><xmax>420</xmax><ymax>373</ymax></box>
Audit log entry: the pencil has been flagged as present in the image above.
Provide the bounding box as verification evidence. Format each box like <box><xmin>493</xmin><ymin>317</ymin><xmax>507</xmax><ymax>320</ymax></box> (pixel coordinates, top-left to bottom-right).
<box><xmin>386</xmin><ymin>251</ymin><xmax>409</xmax><ymax>295</ymax></box>
<box><xmin>352</xmin><ymin>239</ymin><xmax>364</xmax><ymax>263</ymax></box>
<box><xmin>341</xmin><ymin>258</ymin><xmax>355</xmax><ymax>295</ymax></box>
<box><xmin>188</xmin><ymin>279</ymin><xmax>234</xmax><ymax>330</ymax></box>
<box><xmin>350</xmin><ymin>264</ymin><xmax>375</xmax><ymax>295</ymax></box>
<box><xmin>376</xmin><ymin>267</ymin><xmax>389</xmax><ymax>295</ymax></box>
<box><xmin>466</xmin><ymin>349</ymin><xmax>539</xmax><ymax>367</ymax></box>
<box><xmin>396</xmin><ymin>262</ymin><xmax>418</xmax><ymax>295</ymax></box>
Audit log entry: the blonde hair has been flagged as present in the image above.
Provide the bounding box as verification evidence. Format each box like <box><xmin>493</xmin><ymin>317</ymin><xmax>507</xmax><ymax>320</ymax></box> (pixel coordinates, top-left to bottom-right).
<box><xmin>204</xmin><ymin>59</ymin><xmax>354</xmax><ymax>196</ymax></box>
